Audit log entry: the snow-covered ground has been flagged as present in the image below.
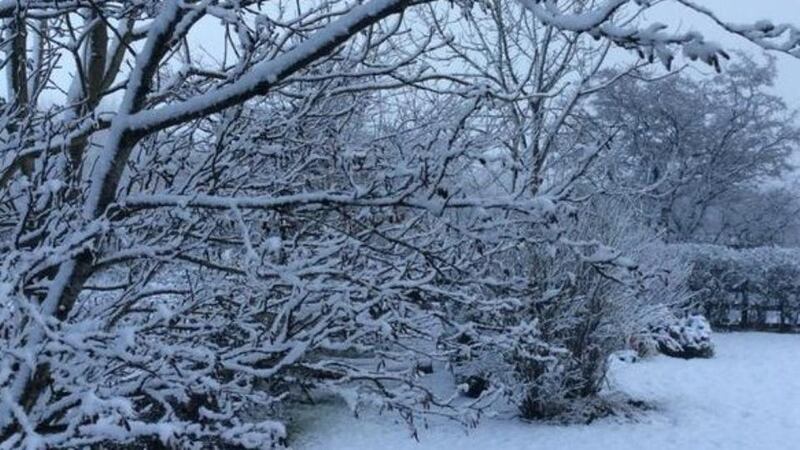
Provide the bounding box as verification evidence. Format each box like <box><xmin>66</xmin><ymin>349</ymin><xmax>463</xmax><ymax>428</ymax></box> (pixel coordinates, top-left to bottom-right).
<box><xmin>291</xmin><ymin>333</ymin><xmax>800</xmax><ymax>450</ymax></box>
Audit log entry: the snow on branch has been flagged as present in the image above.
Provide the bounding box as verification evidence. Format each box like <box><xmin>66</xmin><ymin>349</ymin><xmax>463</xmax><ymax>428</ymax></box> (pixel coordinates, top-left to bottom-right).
<box><xmin>676</xmin><ymin>0</ymin><xmax>800</xmax><ymax>57</ymax></box>
<box><xmin>125</xmin><ymin>0</ymin><xmax>421</xmax><ymax>134</ymax></box>
<box><xmin>516</xmin><ymin>0</ymin><xmax>730</xmax><ymax>70</ymax></box>
<box><xmin>3</xmin><ymin>0</ymin><xmax>800</xmax><ymax>447</ymax></box>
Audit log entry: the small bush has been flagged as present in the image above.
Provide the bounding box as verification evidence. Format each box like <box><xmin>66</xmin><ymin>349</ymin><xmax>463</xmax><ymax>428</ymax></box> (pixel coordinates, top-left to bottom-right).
<box><xmin>642</xmin><ymin>314</ymin><xmax>715</xmax><ymax>359</ymax></box>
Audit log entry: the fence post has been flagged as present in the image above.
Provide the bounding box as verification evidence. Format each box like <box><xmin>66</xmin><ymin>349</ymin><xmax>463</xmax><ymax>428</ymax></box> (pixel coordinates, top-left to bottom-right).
<box><xmin>741</xmin><ymin>281</ymin><xmax>749</xmax><ymax>329</ymax></box>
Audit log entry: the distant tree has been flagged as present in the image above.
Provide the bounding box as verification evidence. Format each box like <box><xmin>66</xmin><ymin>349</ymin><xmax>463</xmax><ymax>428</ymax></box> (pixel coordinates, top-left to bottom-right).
<box><xmin>711</xmin><ymin>185</ymin><xmax>800</xmax><ymax>248</ymax></box>
<box><xmin>592</xmin><ymin>57</ymin><xmax>800</xmax><ymax>245</ymax></box>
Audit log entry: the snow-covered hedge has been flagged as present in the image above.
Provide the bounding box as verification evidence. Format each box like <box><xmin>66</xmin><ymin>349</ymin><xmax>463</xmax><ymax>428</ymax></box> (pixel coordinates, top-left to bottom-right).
<box><xmin>665</xmin><ymin>244</ymin><xmax>800</xmax><ymax>330</ymax></box>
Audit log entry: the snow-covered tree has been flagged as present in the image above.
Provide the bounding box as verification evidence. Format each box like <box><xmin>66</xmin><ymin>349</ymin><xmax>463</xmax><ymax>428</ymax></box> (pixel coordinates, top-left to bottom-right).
<box><xmin>592</xmin><ymin>56</ymin><xmax>800</xmax><ymax>244</ymax></box>
<box><xmin>1</xmin><ymin>0</ymin><xmax>799</xmax><ymax>447</ymax></box>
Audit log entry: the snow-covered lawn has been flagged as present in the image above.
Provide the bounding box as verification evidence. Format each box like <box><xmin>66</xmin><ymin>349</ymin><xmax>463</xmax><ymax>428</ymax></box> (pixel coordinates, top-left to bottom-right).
<box><xmin>291</xmin><ymin>333</ymin><xmax>800</xmax><ymax>450</ymax></box>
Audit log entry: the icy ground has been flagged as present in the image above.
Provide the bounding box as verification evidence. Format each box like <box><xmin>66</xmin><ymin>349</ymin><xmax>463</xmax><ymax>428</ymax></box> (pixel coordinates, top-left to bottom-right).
<box><xmin>291</xmin><ymin>333</ymin><xmax>800</xmax><ymax>450</ymax></box>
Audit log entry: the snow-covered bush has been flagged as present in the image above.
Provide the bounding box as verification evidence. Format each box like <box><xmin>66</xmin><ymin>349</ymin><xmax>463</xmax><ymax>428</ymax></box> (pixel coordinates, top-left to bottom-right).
<box><xmin>638</xmin><ymin>314</ymin><xmax>715</xmax><ymax>359</ymax></box>
<box><xmin>443</xmin><ymin>198</ymin><xmax>693</xmax><ymax>420</ymax></box>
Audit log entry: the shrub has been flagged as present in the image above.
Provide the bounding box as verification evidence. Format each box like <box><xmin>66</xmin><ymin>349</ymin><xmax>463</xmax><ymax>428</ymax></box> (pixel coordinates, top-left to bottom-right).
<box><xmin>639</xmin><ymin>314</ymin><xmax>715</xmax><ymax>359</ymax></box>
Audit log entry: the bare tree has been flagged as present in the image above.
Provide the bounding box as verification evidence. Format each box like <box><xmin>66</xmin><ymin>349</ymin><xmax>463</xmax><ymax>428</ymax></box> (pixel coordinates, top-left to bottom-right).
<box><xmin>0</xmin><ymin>0</ymin><xmax>797</xmax><ymax>447</ymax></box>
<box><xmin>592</xmin><ymin>56</ymin><xmax>800</xmax><ymax>243</ymax></box>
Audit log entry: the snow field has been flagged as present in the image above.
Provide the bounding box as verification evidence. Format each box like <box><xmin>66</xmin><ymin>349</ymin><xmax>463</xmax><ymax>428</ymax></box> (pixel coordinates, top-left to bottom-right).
<box><xmin>292</xmin><ymin>333</ymin><xmax>800</xmax><ymax>450</ymax></box>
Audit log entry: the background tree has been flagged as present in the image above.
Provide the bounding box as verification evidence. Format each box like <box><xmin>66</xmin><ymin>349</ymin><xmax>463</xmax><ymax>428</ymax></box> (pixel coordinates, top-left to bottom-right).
<box><xmin>592</xmin><ymin>57</ymin><xmax>800</xmax><ymax>245</ymax></box>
